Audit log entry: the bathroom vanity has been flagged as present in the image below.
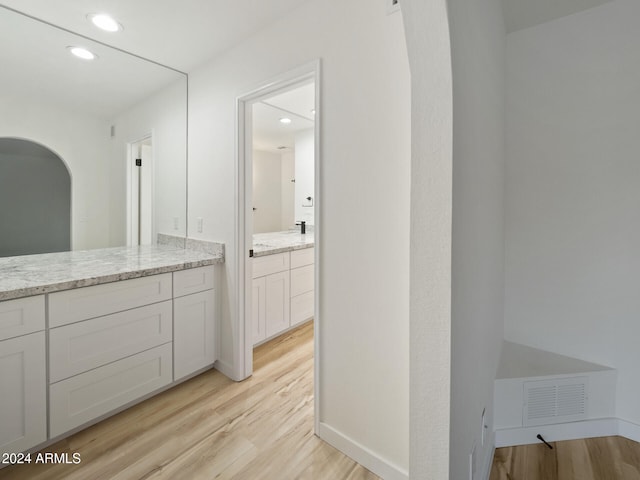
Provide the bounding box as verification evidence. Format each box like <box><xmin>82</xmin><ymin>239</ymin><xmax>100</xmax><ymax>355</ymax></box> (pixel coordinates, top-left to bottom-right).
<box><xmin>252</xmin><ymin>231</ymin><xmax>314</xmax><ymax>345</ymax></box>
<box><xmin>0</xmin><ymin>245</ymin><xmax>223</xmax><ymax>456</ymax></box>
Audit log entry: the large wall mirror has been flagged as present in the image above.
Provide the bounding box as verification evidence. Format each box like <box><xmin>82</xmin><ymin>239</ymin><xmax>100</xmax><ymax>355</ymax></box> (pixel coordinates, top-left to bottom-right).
<box><xmin>0</xmin><ymin>5</ymin><xmax>187</xmax><ymax>257</ymax></box>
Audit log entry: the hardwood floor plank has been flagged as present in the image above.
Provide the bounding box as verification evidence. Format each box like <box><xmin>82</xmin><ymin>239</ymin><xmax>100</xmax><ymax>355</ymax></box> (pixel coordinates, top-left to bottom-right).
<box><xmin>491</xmin><ymin>436</ymin><xmax>640</xmax><ymax>480</ymax></box>
<box><xmin>0</xmin><ymin>321</ymin><xmax>379</xmax><ymax>480</ymax></box>
<box><xmin>617</xmin><ymin>436</ymin><xmax>640</xmax><ymax>479</ymax></box>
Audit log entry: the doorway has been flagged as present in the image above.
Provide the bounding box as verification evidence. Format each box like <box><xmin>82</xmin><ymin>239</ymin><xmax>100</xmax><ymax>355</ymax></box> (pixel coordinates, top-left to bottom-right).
<box><xmin>236</xmin><ymin>61</ymin><xmax>321</xmax><ymax>429</ymax></box>
<box><xmin>128</xmin><ymin>135</ymin><xmax>153</xmax><ymax>246</ymax></box>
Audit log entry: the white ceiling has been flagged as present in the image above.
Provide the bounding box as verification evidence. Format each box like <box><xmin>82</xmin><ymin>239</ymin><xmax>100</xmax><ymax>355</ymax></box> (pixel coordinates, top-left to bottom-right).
<box><xmin>0</xmin><ymin>0</ymin><xmax>311</xmax><ymax>72</ymax></box>
<box><xmin>253</xmin><ymin>83</ymin><xmax>315</xmax><ymax>153</ymax></box>
<box><xmin>0</xmin><ymin>6</ymin><xmax>184</xmax><ymax>118</ymax></box>
<box><xmin>0</xmin><ymin>0</ymin><xmax>311</xmax><ymax>119</ymax></box>
<box><xmin>502</xmin><ymin>0</ymin><xmax>614</xmax><ymax>33</ymax></box>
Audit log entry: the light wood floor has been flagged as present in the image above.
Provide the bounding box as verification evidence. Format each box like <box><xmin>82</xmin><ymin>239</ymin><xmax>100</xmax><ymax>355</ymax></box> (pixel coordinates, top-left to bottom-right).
<box><xmin>1</xmin><ymin>322</ymin><xmax>379</xmax><ymax>480</ymax></box>
<box><xmin>490</xmin><ymin>436</ymin><xmax>640</xmax><ymax>480</ymax></box>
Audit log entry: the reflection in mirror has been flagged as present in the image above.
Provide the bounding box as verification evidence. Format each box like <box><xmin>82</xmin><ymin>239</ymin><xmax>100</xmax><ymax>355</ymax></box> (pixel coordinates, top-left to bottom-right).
<box><xmin>0</xmin><ymin>6</ymin><xmax>188</xmax><ymax>257</ymax></box>
<box><xmin>0</xmin><ymin>139</ymin><xmax>71</xmax><ymax>256</ymax></box>
<box><xmin>252</xmin><ymin>82</ymin><xmax>315</xmax><ymax>235</ymax></box>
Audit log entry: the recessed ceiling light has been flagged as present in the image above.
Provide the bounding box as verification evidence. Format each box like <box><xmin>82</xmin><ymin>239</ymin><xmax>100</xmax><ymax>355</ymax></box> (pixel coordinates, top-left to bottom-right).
<box><xmin>279</xmin><ymin>117</ymin><xmax>292</xmax><ymax>124</ymax></box>
<box><xmin>88</xmin><ymin>13</ymin><xmax>123</xmax><ymax>32</ymax></box>
<box><xmin>68</xmin><ymin>46</ymin><xmax>97</xmax><ymax>60</ymax></box>
<box><xmin>311</xmin><ymin>109</ymin><xmax>316</xmax><ymax>115</ymax></box>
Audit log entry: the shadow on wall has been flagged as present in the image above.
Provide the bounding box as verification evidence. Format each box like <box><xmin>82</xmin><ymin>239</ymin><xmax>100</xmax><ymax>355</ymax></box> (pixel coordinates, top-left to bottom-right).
<box><xmin>0</xmin><ymin>138</ymin><xmax>71</xmax><ymax>257</ymax></box>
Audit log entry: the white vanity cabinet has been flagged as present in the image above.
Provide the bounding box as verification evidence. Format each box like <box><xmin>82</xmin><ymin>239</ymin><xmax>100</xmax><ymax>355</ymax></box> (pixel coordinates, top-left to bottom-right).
<box><xmin>252</xmin><ymin>248</ymin><xmax>314</xmax><ymax>346</ymax></box>
<box><xmin>48</xmin><ymin>274</ymin><xmax>174</xmax><ymax>438</ymax></box>
<box><xmin>252</xmin><ymin>253</ymin><xmax>290</xmax><ymax>345</ymax></box>
<box><xmin>173</xmin><ymin>266</ymin><xmax>217</xmax><ymax>380</ymax></box>
<box><xmin>0</xmin><ymin>244</ymin><xmax>223</xmax><ymax>457</ymax></box>
<box><xmin>0</xmin><ymin>296</ymin><xmax>47</xmax><ymax>454</ymax></box>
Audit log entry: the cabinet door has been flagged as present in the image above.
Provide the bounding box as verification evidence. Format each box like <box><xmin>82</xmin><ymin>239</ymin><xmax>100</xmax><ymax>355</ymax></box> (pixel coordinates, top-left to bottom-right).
<box><xmin>265</xmin><ymin>271</ymin><xmax>290</xmax><ymax>338</ymax></box>
<box><xmin>252</xmin><ymin>277</ymin><xmax>267</xmax><ymax>345</ymax></box>
<box><xmin>173</xmin><ymin>289</ymin><xmax>217</xmax><ymax>380</ymax></box>
<box><xmin>0</xmin><ymin>332</ymin><xmax>46</xmax><ymax>453</ymax></box>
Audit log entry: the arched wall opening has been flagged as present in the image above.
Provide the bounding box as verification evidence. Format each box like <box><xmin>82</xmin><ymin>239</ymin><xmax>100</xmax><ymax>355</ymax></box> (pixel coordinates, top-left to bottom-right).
<box><xmin>0</xmin><ymin>137</ymin><xmax>72</xmax><ymax>257</ymax></box>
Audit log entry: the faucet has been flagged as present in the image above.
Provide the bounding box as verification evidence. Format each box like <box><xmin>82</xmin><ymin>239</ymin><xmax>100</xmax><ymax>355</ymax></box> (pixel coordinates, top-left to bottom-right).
<box><xmin>296</xmin><ymin>220</ymin><xmax>306</xmax><ymax>235</ymax></box>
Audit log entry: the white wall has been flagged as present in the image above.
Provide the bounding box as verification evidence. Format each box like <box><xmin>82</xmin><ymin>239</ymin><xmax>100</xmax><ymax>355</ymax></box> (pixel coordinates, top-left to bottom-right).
<box><xmin>187</xmin><ymin>0</ymin><xmax>410</xmax><ymax>475</ymax></box>
<box><xmin>403</xmin><ymin>0</ymin><xmax>453</xmax><ymax>476</ymax></box>
<box><xmin>448</xmin><ymin>0</ymin><xmax>506</xmax><ymax>477</ymax></box>
<box><xmin>110</xmin><ymin>79</ymin><xmax>188</xmax><ymax>246</ymax></box>
<box><xmin>294</xmin><ymin>128</ymin><xmax>314</xmax><ymax>226</ymax></box>
<box><xmin>252</xmin><ymin>149</ymin><xmax>283</xmax><ymax>233</ymax></box>
<box><xmin>505</xmin><ymin>0</ymin><xmax>640</xmax><ymax>428</ymax></box>
<box><xmin>0</xmin><ymin>95</ymin><xmax>111</xmax><ymax>251</ymax></box>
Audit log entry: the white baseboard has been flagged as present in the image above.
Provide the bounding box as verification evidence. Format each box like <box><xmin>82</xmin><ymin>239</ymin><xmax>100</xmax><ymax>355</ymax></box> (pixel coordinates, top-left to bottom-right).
<box><xmin>213</xmin><ymin>359</ymin><xmax>240</xmax><ymax>380</ymax></box>
<box><xmin>317</xmin><ymin>422</ymin><xmax>408</xmax><ymax>480</ymax></box>
<box><xmin>482</xmin><ymin>445</ymin><xmax>495</xmax><ymax>480</ymax></box>
<box><xmin>617</xmin><ymin>419</ymin><xmax>640</xmax><ymax>443</ymax></box>
<box><xmin>495</xmin><ymin>418</ymin><xmax>619</xmax><ymax>448</ymax></box>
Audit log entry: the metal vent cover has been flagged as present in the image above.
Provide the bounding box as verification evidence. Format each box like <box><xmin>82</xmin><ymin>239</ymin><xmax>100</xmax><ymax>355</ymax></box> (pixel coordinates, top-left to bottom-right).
<box><xmin>523</xmin><ymin>377</ymin><xmax>588</xmax><ymax>427</ymax></box>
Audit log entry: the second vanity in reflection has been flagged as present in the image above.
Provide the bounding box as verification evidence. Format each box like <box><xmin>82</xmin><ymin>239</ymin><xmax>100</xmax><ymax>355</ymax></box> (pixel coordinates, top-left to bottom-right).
<box><xmin>252</xmin><ymin>230</ymin><xmax>315</xmax><ymax>345</ymax></box>
<box><xmin>0</xmin><ymin>244</ymin><xmax>223</xmax><ymax>455</ymax></box>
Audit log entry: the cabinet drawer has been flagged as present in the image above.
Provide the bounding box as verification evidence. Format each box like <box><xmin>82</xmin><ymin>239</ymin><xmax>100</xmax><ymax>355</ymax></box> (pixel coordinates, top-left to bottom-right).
<box><xmin>290</xmin><ymin>247</ymin><xmax>314</xmax><ymax>269</ymax></box>
<box><xmin>49</xmin><ymin>274</ymin><xmax>172</xmax><ymax>327</ymax></box>
<box><xmin>252</xmin><ymin>252</ymin><xmax>289</xmax><ymax>279</ymax></box>
<box><xmin>0</xmin><ymin>295</ymin><xmax>45</xmax><ymax>341</ymax></box>
<box><xmin>49</xmin><ymin>343</ymin><xmax>172</xmax><ymax>438</ymax></box>
<box><xmin>49</xmin><ymin>301</ymin><xmax>173</xmax><ymax>383</ymax></box>
<box><xmin>291</xmin><ymin>291</ymin><xmax>314</xmax><ymax>327</ymax></box>
<box><xmin>290</xmin><ymin>264</ymin><xmax>314</xmax><ymax>297</ymax></box>
<box><xmin>173</xmin><ymin>266</ymin><xmax>215</xmax><ymax>298</ymax></box>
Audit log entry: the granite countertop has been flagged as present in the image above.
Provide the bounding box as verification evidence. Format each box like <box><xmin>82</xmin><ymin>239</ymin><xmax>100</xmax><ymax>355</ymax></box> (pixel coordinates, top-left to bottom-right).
<box><xmin>253</xmin><ymin>230</ymin><xmax>315</xmax><ymax>257</ymax></box>
<box><xmin>0</xmin><ymin>244</ymin><xmax>224</xmax><ymax>301</ymax></box>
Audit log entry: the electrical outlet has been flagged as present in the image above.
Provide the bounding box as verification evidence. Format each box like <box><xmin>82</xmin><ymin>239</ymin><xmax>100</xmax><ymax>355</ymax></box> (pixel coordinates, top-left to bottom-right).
<box><xmin>386</xmin><ymin>0</ymin><xmax>400</xmax><ymax>15</ymax></box>
<box><xmin>173</xmin><ymin>217</ymin><xmax>179</xmax><ymax>230</ymax></box>
<box><xmin>481</xmin><ymin>407</ymin><xmax>486</xmax><ymax>447</ymax></box>
<box><xmin>197</xmin><ymin>217</ymin><xmax>203</xmax><ymax>233</ymax></box>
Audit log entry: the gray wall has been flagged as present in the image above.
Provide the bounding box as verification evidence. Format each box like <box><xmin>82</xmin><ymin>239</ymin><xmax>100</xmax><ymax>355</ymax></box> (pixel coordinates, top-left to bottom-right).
<box><xmin>0</xmin><ymin>138</ymin><xmax>71</xmax><ymax>256</ymax></box>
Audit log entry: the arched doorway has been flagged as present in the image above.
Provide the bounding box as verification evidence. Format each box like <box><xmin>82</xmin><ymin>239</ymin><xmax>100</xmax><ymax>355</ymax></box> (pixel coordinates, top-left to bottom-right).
<box><xmin>0</xmin><ymin>138</ymin><xmax>71</xmax><ymax>257</ymax></box>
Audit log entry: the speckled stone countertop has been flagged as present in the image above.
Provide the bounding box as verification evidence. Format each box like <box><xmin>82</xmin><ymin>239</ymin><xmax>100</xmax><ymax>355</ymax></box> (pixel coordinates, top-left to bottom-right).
<box><xmin>253</xmin><ymin>230</ymin><xmax>314</xmax><ymax>257</ymax></box>
<box><xmin>0</xmin><ymin>245</ymin><xmax>224</xmax><ymax>301</ymax></box>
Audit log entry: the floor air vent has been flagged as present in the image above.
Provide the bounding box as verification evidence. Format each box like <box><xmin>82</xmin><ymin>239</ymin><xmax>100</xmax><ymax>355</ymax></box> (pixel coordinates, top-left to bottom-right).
<box><xmin>523</xmin><ymin>377</ymin><xmax>588</xmax><ymax>427</ymax></box>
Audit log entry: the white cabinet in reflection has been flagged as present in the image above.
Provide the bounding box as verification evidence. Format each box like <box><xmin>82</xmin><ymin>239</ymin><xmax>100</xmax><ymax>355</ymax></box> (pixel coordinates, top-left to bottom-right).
<box><xmin>0</xmin><ymin>296</ymin><xmax>47</xmax><ymax>455</ymax></box>
<box><xmin>0</xmin><ymin>331</ymin><xmax>47</xmax><ymax>454</ymax></box>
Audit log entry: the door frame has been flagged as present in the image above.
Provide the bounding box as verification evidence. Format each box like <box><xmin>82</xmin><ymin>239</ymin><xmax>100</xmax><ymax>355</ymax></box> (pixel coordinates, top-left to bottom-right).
<box><xmin>126</xmin><ymin>133</ymin><xmax>154</xmax><ymax>246</ymax></box>
<box><xmin>235</xmin><ymin>60</ymin><xmax>321</xmax><ymax>430</ymax></box>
